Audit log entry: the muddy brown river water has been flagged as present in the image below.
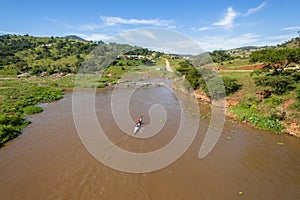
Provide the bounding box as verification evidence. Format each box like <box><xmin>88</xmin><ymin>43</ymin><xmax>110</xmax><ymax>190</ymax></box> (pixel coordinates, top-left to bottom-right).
<box><xmin>0</xmin><ymin>84</ymin><xmax>300</xmax><ymax>200</ymax></box>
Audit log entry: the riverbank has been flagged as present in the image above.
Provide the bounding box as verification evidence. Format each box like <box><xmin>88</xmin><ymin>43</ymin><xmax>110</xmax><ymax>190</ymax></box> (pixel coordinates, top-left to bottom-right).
<box><xmin>156</xmin><ymin>58</ymin><xmax>300</xmax><ymax>137</ymax></box>
<box><xmin>193</xmin><ymin>81</ymin><xmax>300</xmax><ymax>138</ymax></box>
<box><xmin>0</xmin><ymin>75</ymin><xmax>69</xmax><ymax>147</ymax></box>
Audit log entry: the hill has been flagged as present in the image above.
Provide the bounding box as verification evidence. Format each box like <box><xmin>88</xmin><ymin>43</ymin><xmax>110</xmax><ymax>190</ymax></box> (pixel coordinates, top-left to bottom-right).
<box><xmin>213</xmin><ymin>37</ymin><xmax>299</xmax><ymax>61</ymax></box>
<box><xmin>277</xmin><ymin>37</ymin><xmax>300</xmax><ymax>49</ymax></box>
<box><xmin>0</xmin><ymin>34</ymin><xmax>97</xmax><ymax>75</ymax></box>
<box><xmin>64</xmin><ymin>35</ymin><xmax>87</xmax><ymax>42</ymax></box>
<box><xmin>0</xmin><ymin>34</ymin><xmax>155</xmax><ymax>76</ymax></box>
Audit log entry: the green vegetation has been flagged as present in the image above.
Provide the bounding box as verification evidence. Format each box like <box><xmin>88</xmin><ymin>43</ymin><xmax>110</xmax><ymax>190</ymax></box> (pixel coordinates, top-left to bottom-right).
<box><xmin>230</xmin><ymin>102</ymin><xmax>285</xmax><ymax>132</ymax></box>
<box><xmin>227</xmin><ymin>47</ymin><xmax>300</xmax><ymax>134</ymax></box>
<box><xmin>0</xmin><ymin>34</ymin><xmax>97</xmax><ymax>75</ymax></box>
<box><xmin>289</xmin><ymin>88</ymin><xmax>300</xmax><ymax>111</ymax></box>
<box><xmin>250</xmin><ymin>48</ymin><xmax>300</xmax><ymax>96</ymax></box>
<box><xmin>0</xmin><ymin>34</ymin><xmax>158</xmax><ymax>77</ymax></box>
<box><xmin>277</xmin><ymin>37</ymin><xmax>300</xmax><ymax>49</ymax></box>
<box><xmin>176</xmin><ymin>60</ymin><xmax>201</xmax><ymax>89</ymax></box>
<box><xmin>219</xmin><ymin>58</ymin><xmax>262</xmax><ymax>69</ymax></box>
<box><xmin>23</xmin><ymin>106</ymin><xmax>43</xmax><ymax>114</ymax></box>
<box><xmin>0</xmin><ymin>84</ymin><xmax>64</xmax><ymax>147</ymax></box>
<box><xmin>250</xmin><ymin>48</ymin><xmax>300</xmax><ymax>74</ymax></box>
<box><xmin>175</xmin><ymin>60</ymin><xmax>242</xmax><ymax>98</ymax></box>
<box><xmin>209</xmin><ymin>50</ymin><xmax>234</xmax><ymax>63</ymax></box>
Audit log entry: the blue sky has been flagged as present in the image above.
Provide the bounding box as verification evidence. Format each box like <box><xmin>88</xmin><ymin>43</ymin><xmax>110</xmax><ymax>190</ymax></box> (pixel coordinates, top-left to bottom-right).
<box><xmin>1</xmin><ymin>0</ymin><xmax>299</xmax><ymax>51</ymax></box>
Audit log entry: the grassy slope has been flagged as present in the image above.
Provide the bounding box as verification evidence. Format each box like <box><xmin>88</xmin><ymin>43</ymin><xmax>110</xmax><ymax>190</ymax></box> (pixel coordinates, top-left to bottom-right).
<box><xmin>219</xmin><ymin>59</ymin><xmax>263</xmax><ymax>69</ymax></box>
<box><xmin>0</xmin><ymin>35</ymin><xmax>95</xmax><ymax>75</ymax></box>
<box><xmin>219</xmin><ymin>66</ymin><xmax>299</xmax><ymax>135</ymax></box>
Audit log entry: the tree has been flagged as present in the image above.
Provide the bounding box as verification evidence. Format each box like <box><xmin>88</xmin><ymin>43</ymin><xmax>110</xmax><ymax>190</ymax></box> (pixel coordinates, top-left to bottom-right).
<box><xmin>250</xmin><ymin>48</ymin><xmax>300</xmax><ymax>95</ymax></box>
<box><xmin>250</xmin><ymin>48</ymin><xmax>300</xmax><ymax>74</ymax></box>
<box><xmin>176</xmin><ymin>60</ymin><xmax>201</xmax><ymax>89</ymax></box>
<box><xmin>254</xmin><ymin>75</ymin><xmax>295</xmax><ymax>95</ymax></box>
<box><xmin>210</xmin><ymin>50</ymin><xmax>232</xmax><ymax>63</ymax></box>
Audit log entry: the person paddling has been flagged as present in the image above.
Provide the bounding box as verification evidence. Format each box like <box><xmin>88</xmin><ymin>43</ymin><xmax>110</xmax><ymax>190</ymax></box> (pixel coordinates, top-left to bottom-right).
<box><xmin>137</xmin><ymin>116</ymin><xmax>143</xmax><ymax>126</ymax></box>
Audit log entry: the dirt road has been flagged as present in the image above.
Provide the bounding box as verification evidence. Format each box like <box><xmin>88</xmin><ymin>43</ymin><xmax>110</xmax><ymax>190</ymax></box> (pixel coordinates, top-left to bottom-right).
<box><xmin>163</xmin><ymin>58</ymin><xmax>174</xmax><ymax>72</ymax></box>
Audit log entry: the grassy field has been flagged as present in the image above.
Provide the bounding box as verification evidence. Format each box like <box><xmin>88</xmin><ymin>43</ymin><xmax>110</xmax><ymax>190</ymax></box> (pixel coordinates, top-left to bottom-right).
<box><xmin>218</xmin><ymin>58</ymin><xmax>262</xmax><ymax>69</ymax></box>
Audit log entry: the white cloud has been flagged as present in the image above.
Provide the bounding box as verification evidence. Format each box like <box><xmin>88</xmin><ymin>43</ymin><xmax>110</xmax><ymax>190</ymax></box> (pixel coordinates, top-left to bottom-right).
<box><xmin>198</xmin><ymin>26</ymin><xmax>210</xmax><ymax>31</ymax></box>
<box><xmin>244</xmin><ymin>2</ymin><xmax>266</xmax><ymax>16</ymax></box>
<box><xmin>191</xmin><ymin>26</ymin><xmax>211</xmax><ymax>32</ymax></box>
<box><xmin>68</xmin><ymin>24</ymin><xmax>103</xmax><ymax>31</ymax></box>
<box><xmin>198</xmin><ymin>33</ymin><xmax>264</xmax><ymax>51</ymax></box>
<box><xmin>134</xmin><ymin>29</ymin><xmax>157</xmax><ymax>39</ymax></box>
<box><xmin>166</xmin><ymin>40</ymin><xmax>204</xmax><ymax>54</ymax></box>
<box><xmin>76</xmin><ymin>33</ymin><xmax>111</xmax><ymax>41</ymax></box>
<box><xmin>213</xmin><ymin>7</ymin><xmax>239</xmax><ymax>28</ymax></box>
<box><xmin>109</xmin><ymin>28</ymin><xmax>204</xmax><ymax>55</ymax></box>
<box><xmin>44</xmin><ymin>16</ymin><xmax>57</xmax><ymax>22</ymax></box>
<box><xmin>282</xmin><ymin>26</ymin><xmax>300</xmax><ymax>31</ymax></box>
<box><xmin>266</xmin><ymin>33</ymin><xmax>296</xmax><ymax>41</ymax></box>
<box><xmin>100</xmin><ymin>16</ymin><xmax>175</xmax><ymax>28</ymax></box>
<box><xmin>114</xmin><ymin>29</ymin><xmax>158</xmax><ymax>44</ymax></box>
<box><xmin>197</xmin><ymin>32</ymin><xmax>298</xmax><ymax>51</ymax></box>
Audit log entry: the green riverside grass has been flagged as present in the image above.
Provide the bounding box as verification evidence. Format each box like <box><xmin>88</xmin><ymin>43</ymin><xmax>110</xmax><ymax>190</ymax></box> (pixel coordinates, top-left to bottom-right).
<box><xmin>229</xmin><ymin>105</ymin><xmax>285</xmax><ymax>132</ymax></box>
<box><xmin>0</xmin><ymin>84</ymin><xmax>64</xmax><ymax>147</ymax></box>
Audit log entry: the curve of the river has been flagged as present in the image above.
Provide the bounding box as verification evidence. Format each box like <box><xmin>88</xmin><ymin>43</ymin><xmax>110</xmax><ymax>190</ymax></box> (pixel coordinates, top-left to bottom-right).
<box><xmin>0</xmin><ymin>83</ymin><xmax>300</xmax><ymax>199</ymax></box>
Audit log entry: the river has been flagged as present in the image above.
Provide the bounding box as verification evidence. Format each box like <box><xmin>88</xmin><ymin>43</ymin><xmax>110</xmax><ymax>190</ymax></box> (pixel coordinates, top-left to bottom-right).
<box><xmin>0</xmin><ymin>82</ymin><xmax>300</xmax><ymax>199</ymax></box>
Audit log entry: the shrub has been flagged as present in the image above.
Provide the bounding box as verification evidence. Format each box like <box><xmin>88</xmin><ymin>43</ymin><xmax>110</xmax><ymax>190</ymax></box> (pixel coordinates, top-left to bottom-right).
<box><xmin>229</xmin><ymin>105</ymin><xmax>285</xmax><ymax>132</ymax></box>
<box><xmin>254</xmin><ymin>75</ymin><xmax>295</xmax><ymax>95</ymax></box>
<box><xmin>264</xmin><ymin>96</ymin><xmax>283</xmax><ymax>108</ymax></box>
<box><xmin>0</xmin><ymin>125</ymin><xmax>20</xmax><ymax>147</ymax></box>
<box><xmin>222</xmin><ymin>76</ymin><xmax>242</xmax><ymax>95</ymax></box>
<box><xmin>23</xmin><ymin>105</ymin><xmax>43</xmax><ymax>114</ymax></box>
<box><xmin>0</xmin><ymin>113</ymin><xmax>28</xmax><ymax>127</ymax></box>
<box><xmin>201</xmin><ymin>76</ymin><xmax>241</xmax><ymax>98</ymax></box>
<box><xmin>289</xmin><ymin>89</ymin><xmax>300</xmax><ymax>111</ymax></box>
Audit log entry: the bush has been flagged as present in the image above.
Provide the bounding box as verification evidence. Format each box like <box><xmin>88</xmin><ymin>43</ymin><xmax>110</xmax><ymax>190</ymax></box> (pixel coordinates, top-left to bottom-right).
<box><xmin>254</xmin><ymin>75</ymin><xmax>295</xmax><ymax>95</ymax></box>
<box><xmin>230</xmin><ymin>105</ymin><xmax>285</xmax><ymax>132</ymax></box>
<box><xmin>201</xmin><ymin>76</ymin><xmax>226</xmax><ymax>99</ymax></box>
<box><xmin>264</xmin><ymin>96</ymin><xmax>283</xmax><ymax>108</ymax></box>
<box><xmin>176</xmin><ymin>60</ymin><xmax>201</xmax><ymax>90</ymax></box>
<box><xmin>0</xmin><ymin>113</ymin><xmax>28</xmax><ymax>127</ymax></box>
<box><xmin>0</xmin><ymin>125</ymin><xmax>20</xmax><ymax>147</ymax></box>
<box><xmin>23</xmin><ymin>105</ymin><xmax>43</xmax><ymax>114</ymax></box>
<box><xmin>201</xmin><ymin>76</ymin><xmax>241</xmax><ymax>99</ymax></box>
<box><xmin>222</xmin><ymin>76</ymin><xmax>242</xmax><ymax>95</ymax></box>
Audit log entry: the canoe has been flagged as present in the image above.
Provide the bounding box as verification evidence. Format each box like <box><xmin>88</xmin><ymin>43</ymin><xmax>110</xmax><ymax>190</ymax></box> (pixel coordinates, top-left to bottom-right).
<box><xmin>133</xmin><ymin>124</ymin><xmax>141</xmax><ymax>134</ymax></box>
